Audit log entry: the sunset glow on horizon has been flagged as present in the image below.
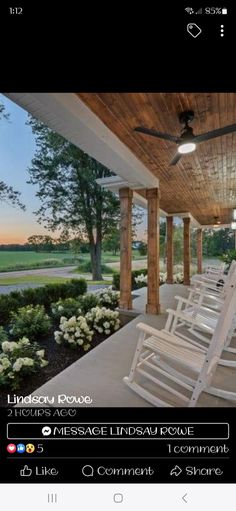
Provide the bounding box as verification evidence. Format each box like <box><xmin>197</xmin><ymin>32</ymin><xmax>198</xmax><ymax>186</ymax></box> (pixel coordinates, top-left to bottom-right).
<box><xmin>0</xmin><ymin>94</ymin><xmax>147</xmax><ymax>246</ymax></box>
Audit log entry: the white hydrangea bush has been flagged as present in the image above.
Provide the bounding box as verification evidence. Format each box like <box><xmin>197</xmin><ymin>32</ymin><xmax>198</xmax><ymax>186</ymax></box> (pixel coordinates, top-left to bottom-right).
<box><xmin>54</xmin><ymin>315</ymin><xmax>94</xmax><ymax>351</ymax></box>
<box><xmin>135</xmin><ymin>274</ymin><xmax>148</xmax><ymax>285</ymax></box>
<box><xmin>173</xmin><ymin>272</ymin><xmax>184</xmax><ymax>283</ymax></box>
<box><xmin>85</xmin><ymin>306</ymin><xmax>121</xmax><ymax>336</ymax></box>
<box><xmin>159</xmin><ymin>272</ymin><xmax>167</xmax><ymax>284</ymax></box>
<box><xmin>135</xmin><ymin>273</ymin><xmax>167</xmax><ymax>285</ymax></box>
<box><xmin>0</xmin><ymin>337</ymin><xmax>48</xmax><ymax>390</ymax></box>
<box><xmin>97</xmin><ymin>287</ymin><xmax>120</xmax><ymax>309</ymax></box>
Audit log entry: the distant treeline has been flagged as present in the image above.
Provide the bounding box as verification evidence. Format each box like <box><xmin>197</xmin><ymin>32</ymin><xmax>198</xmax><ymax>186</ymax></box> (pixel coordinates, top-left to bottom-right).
<box><xmin>0</xmin><ymin>244</ymin><xmax>70</xmax><ymax>252</ymax></box>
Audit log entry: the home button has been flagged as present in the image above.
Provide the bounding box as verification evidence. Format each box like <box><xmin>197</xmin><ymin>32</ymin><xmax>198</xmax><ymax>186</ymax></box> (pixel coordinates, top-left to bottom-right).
<box><xmin>113</xmin><ymin>493</ymin><xmax>123</xmax><ymax>504</ymax></box>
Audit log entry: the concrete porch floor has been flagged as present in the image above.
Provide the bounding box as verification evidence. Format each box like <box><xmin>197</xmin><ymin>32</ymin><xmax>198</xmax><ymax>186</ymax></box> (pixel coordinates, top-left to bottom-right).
<box><xmin>27</xmin><ymin>284</ymin><xmax>236</xmax><ymax>407</ymax></box>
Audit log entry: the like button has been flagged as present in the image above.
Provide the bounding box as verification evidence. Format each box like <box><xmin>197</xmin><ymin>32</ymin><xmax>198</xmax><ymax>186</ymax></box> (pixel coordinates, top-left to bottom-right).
<box><xmin>20</xmin><ymin>465</ymin><xmax>33</xmax><ymax>477</ymax></box>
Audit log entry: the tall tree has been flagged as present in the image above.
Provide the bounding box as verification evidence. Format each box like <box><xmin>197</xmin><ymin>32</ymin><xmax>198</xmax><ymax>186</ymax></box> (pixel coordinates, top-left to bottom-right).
<box><xmin>0</xmin><ymin>102</ymin><xmax>25</xmax><ymax>210</ymax></box>
<box><xmin>103</xmin><ymin>227</ymin><xmax>120</xmax><ymax>255</ymax></box>
<box><xmin>27</xmin><ymin>117</ymin><xmax>121</xmax><ymax>280</ymax></box>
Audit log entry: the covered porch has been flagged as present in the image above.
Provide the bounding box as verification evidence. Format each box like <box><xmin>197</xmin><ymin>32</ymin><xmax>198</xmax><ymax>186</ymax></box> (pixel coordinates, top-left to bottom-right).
<box><xmin>5</xmin><ymin>92</ymin><xmax>236</xmax><ymax>407</ymax></box>
<box><xmin>24</xmin><ymin>283</ymin><xmax>236</xmax><ymax>407</ymax></box>
<box><xmin>6</xmin><ymin>92</ymin><xmax>234</xmax><ymax>317</ymax></box>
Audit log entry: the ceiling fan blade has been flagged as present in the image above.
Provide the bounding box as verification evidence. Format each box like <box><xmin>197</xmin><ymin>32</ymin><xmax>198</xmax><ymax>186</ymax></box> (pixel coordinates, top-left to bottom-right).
<box><xmin>134</xmin><ymin>126</ymin><xmax>179</xmax><ymax>143</ymax></box>
<box><xmin>194</xmin><ymin>123</ymin><xmax>236</xmax><ymax>143</ymax></box>
<box><xmin>170</xmin><ymin>152</ymin><xmax>182</xmax><ymax>166</ymax></box>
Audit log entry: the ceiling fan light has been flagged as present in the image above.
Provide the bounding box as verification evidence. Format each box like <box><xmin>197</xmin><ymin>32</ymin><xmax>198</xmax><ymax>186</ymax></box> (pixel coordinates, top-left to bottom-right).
<box><xmin>178</xmin><ymin>142</ymin><xmax>196</xmax><ymax>154</ymax></box>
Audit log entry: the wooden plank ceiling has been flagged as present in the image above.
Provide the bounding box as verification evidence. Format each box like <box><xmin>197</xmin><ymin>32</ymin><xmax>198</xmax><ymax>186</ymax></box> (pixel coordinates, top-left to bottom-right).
<box><xmin>78</xmin><ymin>93</ymin><xmax>236</xmax><ymax>225</ymax></box>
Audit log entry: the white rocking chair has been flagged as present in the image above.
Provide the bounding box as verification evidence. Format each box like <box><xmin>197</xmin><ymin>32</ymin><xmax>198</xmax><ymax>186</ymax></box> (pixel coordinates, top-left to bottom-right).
<box><xmin>123</xmin><ymin>279</ymin><xmax>236</xmax><ymax>407</ymax></box>
<box><xmin>191</xmin><ymin>261</ymin><xmax>226</xmax><ymax>284</ymax></box>
<box><xmin>191</xmin><ymin>260</ymin><xmax>235</xmax><ymax>292</ymax></box>
<box><xmin>163</xmin><ymin>268</ymin><xmax>236</xmax><ymax>359</ymax></box>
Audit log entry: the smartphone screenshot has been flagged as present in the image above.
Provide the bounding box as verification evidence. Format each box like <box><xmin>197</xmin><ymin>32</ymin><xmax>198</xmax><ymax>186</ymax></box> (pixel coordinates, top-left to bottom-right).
<box><xmin>0</xmin><ymin>1</ymin><xmax>235</xmax><ymax>509</ymax></box>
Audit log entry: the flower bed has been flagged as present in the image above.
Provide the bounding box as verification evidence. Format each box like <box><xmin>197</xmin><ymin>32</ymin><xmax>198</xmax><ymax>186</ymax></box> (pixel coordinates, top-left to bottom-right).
<box><xmin>0</xmin><ymin>338</ymin><xmax>48</xmax><ymax>390</ymax></box>
<box><xmin>0</xmin><ymin>278</ymin><xmax>87</xmax><ymax>325</ymax></box>
<box><xmin>0</xmin><ymin>328</ymin><xmax>120</xmax><ymax>406</ymax></box>
<box><xmin>0</xmin><ymin>286</ymin><xmax>125</xmax><ymax>407</ymax></box>
<box><xmin>112</xmin><ymin>269</ymin><xmax>184</xmax><ymax>289</ymax></box>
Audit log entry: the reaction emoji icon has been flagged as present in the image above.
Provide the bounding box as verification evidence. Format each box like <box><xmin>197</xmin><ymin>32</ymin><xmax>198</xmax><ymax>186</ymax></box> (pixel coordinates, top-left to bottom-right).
<box><xmin>17</xmin><ymin>443</ymin><xmax>26</xmax><ymax>454</ymax></box>
<box><xmin>7</xmin><ymin>443</ymin><xmax>16</xmax><ymax>454</ymax></box>
<box><xmin>26</xmin><ymin>443</ymin><xmax>35</xmax><ymax>454</ymax></box>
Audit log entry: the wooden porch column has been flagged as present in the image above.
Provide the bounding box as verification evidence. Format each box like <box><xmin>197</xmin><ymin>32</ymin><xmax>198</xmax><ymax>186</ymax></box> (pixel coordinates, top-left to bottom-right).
<box><xmin>166</xmin><ymin>216</ymin><xmax>174</xmax><ymax>284</ymax></box>
<box><xmin>119</xmin><ymin>187</ymin><xmax>133</xmax><ymax>309</ymax></box>
<box><xmin>146</xmin><ymin>188</ymin><xmax>160</xmax><ymax>314</ymax></box>
<box><xmin>183</xmin><ymin>217</ymin><xmax>191</xmax><ymax>285</ymax></box>
<box><xmin>197</xmin><ymin>228</ymin><xmax>203</xmax><ymax>274</ymax></box>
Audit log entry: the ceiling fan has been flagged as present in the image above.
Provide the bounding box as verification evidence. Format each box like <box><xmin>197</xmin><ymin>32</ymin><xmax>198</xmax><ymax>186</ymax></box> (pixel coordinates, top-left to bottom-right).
<box><xmin>134</xmin><ymin>110</ymin><xmax>236</xmax><ymax>166</ymax></box>
<box><xmin>214</xmin><ymin>216</ymin><xmax>221</xmax><ymax>225</ymax></box>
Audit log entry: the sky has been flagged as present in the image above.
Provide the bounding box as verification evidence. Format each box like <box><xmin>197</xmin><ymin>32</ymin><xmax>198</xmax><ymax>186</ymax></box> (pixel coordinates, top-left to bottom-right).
<box><xmin>0</xmin><ymin>94</ymin><xmax>147</xmax><ymax>244</ymax></box>
<box><xmin>0</xmin><ymin>94</ymin><xmax>52</xmax><ymax>243</ymax></box>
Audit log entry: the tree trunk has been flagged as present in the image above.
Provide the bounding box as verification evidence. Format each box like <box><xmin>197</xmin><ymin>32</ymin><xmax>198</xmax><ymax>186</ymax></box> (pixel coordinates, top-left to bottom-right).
<box><xmin>90</xmin><ymin>240</ymin><xmax>103</xmax><ymax>280</ymax></box>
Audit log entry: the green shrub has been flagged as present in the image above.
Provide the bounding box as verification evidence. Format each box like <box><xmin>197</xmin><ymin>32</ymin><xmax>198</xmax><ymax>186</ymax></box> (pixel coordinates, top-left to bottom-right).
<box><xmin>0</xmin><ymin>337</ymin><xmax>48</xmax><ymax>390</ymax></box>
<box><xmin>62</xmin><ymin>256</ymin><xmax>82</xmax><ymax>264</ymax></box>
<box><xmin>138</xmin><ymin>242</ymin><xmax>148</xmax><ymax>256</ymax></box>
<box><xmin>51</xmin><ymin>298</ymin><xmax>82</xmax><ymax>321</ymax></box>
<box><xmin>9</xmin><ymin>291</ymin><xmax>23</xmax><ymax>302</ymax></box>
<box><xmin>0</xmin><ymin>326</ymin><xmax>8</xmax><ymax>345</ymax></box>
<box><xmin>21</xmin><ymin>287</ymin><xmax>39</xmax><ymax>306</ymax></box>
<box><xmin>221</xmin><ymin>250</ymin><xmax>236</xmax><ymax>270</ymax></box>
<box><xmin>76</xmin><ymin>261</ymin><xmax>114</xmax><ymax>274</ymax></box>
<box><xmin>10</xmin><ymin>305</ymin><xmax>52</xmax><ymax>341</ymax></box>
<box><xmin>0</xmin><ymin>294</ymin><xmax>24</xmax><ymax>325</ymax></box>
<box><xmin>0</xmin><ymin>279</ymin><xmax>87</xmax><ymax>326</ymax></box>
<box><xmin>68</xmin><ymin>278</ymin><xmax>87</xmax><ymax>296</ymax></box>
<box><xmin>112</xmin><ymin>269</ymin><xmax>148</xmax><ymax>290</ymax></box>
<box><xmin>77</xmin><ymin>293</ymin><xmax>100</xmax><ymax>314</ymax></box>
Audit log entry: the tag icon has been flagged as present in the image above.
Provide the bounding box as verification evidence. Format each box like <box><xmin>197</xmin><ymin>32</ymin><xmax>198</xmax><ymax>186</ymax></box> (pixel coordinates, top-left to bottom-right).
<box><xmin>187</xmin><ymin>23</ymin><xmax>202</xmax><ymax>38</ymax></box>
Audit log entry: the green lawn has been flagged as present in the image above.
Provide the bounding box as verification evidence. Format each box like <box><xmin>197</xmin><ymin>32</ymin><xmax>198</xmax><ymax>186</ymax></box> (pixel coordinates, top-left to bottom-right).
<box><xmin>0</xmin><ymin>275</ymin><xmax>111</xmax><ymax>286</ymax></box>
<box><xmin>0</xmin><ymin>251</ymin><xmax>76</xmax><ymax>271</ymax></box>
<box><xmin>0</xmin><ymin>250</ymin><xmax>145</xmax><ymax>272</ymax></box>
<box><xmin>0</xmin><ymin>275</ymin><xmax>70</xmax><ymax>285</ymax></box>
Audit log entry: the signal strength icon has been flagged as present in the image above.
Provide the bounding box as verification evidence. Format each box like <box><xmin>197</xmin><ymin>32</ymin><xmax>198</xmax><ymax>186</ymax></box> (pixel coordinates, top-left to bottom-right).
<box><xmin>185</xmin><ymin>7</ymin><xmax>194</xmax><ymax>14</ymax></box>
<box><xmin>196</xmin><ymin>8</ymin><xmax>203</xmax><ymax>14</ymax></box>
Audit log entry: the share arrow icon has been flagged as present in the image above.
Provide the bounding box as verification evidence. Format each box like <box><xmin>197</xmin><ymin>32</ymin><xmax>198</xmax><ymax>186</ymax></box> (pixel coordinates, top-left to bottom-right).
<box><xmin>170</xmin><ymin>465</ymin><xmax>182</xmax><ymax>477</ymax></box>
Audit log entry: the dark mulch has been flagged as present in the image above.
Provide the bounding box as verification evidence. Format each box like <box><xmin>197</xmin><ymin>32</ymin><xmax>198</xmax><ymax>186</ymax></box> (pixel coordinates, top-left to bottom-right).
<box><xmin>0</xmin><ymin>316</ymin><xmax>131</xmax><ymax>407</ymax></box>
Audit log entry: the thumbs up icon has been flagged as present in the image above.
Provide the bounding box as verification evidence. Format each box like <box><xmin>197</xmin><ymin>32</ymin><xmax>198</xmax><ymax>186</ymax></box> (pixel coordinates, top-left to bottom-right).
<box><xmin>20</xmin><ymin>465</ymin><xmax>32</xmax><ymax>477</ymax></box>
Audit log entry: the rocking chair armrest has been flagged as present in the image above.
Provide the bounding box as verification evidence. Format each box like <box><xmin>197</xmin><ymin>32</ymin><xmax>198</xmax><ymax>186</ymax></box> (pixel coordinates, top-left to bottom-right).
<box><xmin>174</xmin><ymin>296</ymin><xmax>220</xmax><ymax>316</ymax></box>
<box><xmin>191</xmin><ymin>280</ymin><xmax>224</xmax><ymax>293</ymax></box>
<box><xmin>136</xmin><ymin>322</ymin><xmax>163</xmax><ymax>337</ymax></box>
<box><xmin>205</xmin><ymin>268</ymin><xmax>222</xmax><ymax>273</ymax></box>
<box><xmin>136</xmin><ymin>322</ymin><xmax>206</xmax><ymax>353</ymax></box>
<box><xmin>205</xmin><ymin>264</ymin><xmax>223</xmax><ymax>270</ymax></box>
<box><xmin>194</xmin><ymin>275</ymin><xmax>224</xmax><ymax>284</ymax></box>
<box><xmin>165</xmin><ymin>308</ymin><xmax>214</xmax><ymax>332</ymax></box>
<box><xmin>187</xmin><ymin>288</ymin><xmax>224</xmax><ymax>304</ymax></box>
